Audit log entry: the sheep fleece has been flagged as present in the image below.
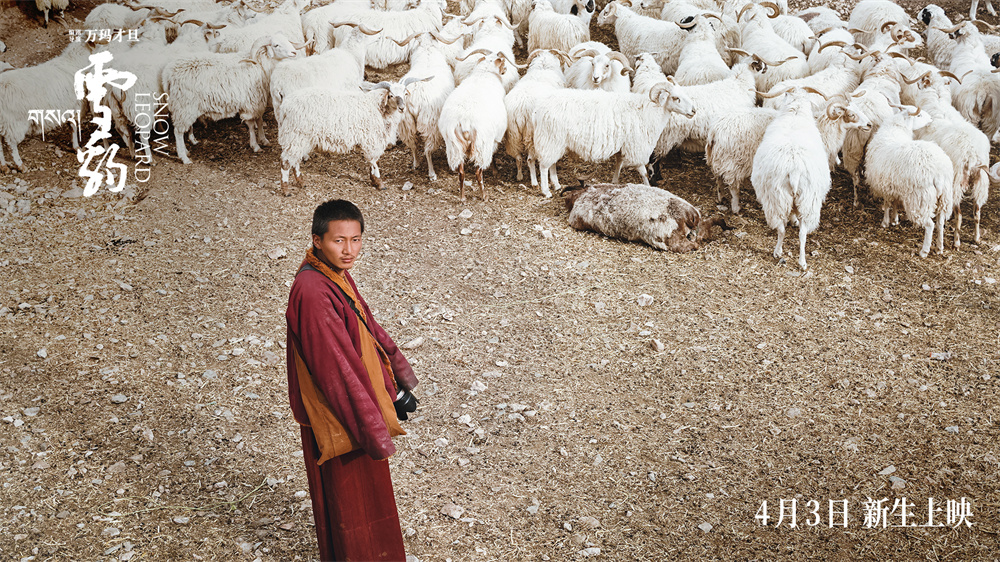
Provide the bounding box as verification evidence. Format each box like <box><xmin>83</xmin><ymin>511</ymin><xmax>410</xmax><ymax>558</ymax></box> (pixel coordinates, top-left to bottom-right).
<box><xmin>566</xmin><ymin>183</ymin><xmax>707</xmax><ymax>252</ymax></box>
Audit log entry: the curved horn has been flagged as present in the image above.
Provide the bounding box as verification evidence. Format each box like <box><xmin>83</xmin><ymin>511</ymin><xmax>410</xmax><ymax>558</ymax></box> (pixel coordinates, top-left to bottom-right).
<box><xmin>498</xmin><ymin>16</ymin><xmax>517</xmax><ymax>29</ymax></box>
<box><xmin>725</xmin><ymin>47</ymin><xmax>751</xmax><ymax>57</ymax></box>
<box><xmin>178</xmin><ymin>19</ymin><xmax>206</xmax><ymax>26</ymax></box>
<box><xmin>704</xmin><ymin>12</ymin><xmax>722</xmax><ymax>21</ymax></box>
<box><xmin>934</xmin><ymin>24</ymin><xmax>962</xmax><ymax>34</ymax></box>
<box><xmin>572</xmin><ymin>48</ymin><xmax>601</xmax><ymax>59</ymax></box>
<box><xmin>972</xmin><ymin>19</ymin><xmax>998</xmax><ymax>32</ymax></box>
<box><xmin>901</xmin><ymin>70</ymin><xmax>931</xmax><ymax>84</ymax></box>
<box><xmin>609</xmin><ymin>51</ymin><xmax>633</xmax><ymax>74</ymax></box>
<box><xmin>818</xmin><ymin>40</ymin><xmax>847</xmax><ymax>52</ymax></box>
<box><xmin>736</xmin><ymin>3</ymin><xmax>753</xmax><ymax>22</ymax></box>
<box><xmin>497</xmin><ymin>50</ymin><xmax>527</xmax><ymax>69</ymax></box>
<box><xmin>358</xmin><ymin>22</ymin><xmax>382</xmax><ymax>35</ymax></box>
<box><xmin>758</xmin><ymin>87</ymin><xmax>793</xmax><ymax>99</ymax></box>
<box><xmin>678</xmin><ymin>17</ymin><xmax>697</xmax><ymax>29</ymax></box>
<box><xmin>455</xmin><ymin>47</ymin><xmax>493</xmax><ymax>61</ymax></box>
<box><xmin>152</xmin><ymin>7</ymin><xmax>179</xmax><ymax>16</ymax></box>
<box><xmin>756</xmin><ymin>54</ymin><xmax>795</xmax><ymax>66</ymax></box>
<box><xmin>825</xmin><ymin>102</ymin><xmax>845</xmax><ymax>121</ymax></box>
<box><xmin>939</xmin><ymin>70</ymin><xmax>962</xmax><ymax>84</ymax></box>
<box><xmin>648</xmin><ymin>83</ymin><xmax>668</xmax><ymax>102</ymax></box>
<box><xmin>813</xmin><ymin>26</ymin><xmax>835</xmax><ymax>36</ymax></box>
<box><xmin>462</xmin><ymin>15</ymin><xmax>486</xmax><ymax>25</ymax></box>
<box><xmin>760</xmin><ymin>1</ymin><xmax>780</xmax><ymax>17</ymax></box>
<box><xmin>430</xmin><ymin>30</ymin><xmax>462</xmax><ymax>44</ymax></box>
<box><xmin>880</xmin><ymin>21</ymin><xmax>897</xmax><ymax>33</ymax></box>
<box><xmin>392</xmin><ymin>32</ymin><xmax>422</xmax><ymax>46</ymax></box>
<box><xmin>846</xmin><ymin>28</ymin><xmax>865</xmax><ymax>34</ymax></box>
<box><xmin>402</xmin><ymin>76</ymin><xmax>433</xmax><ymax>86</ymax></box>
<box><xmin>802</xmin><ymin>86</ymin><xmax>828</xmax><ymax>99</ymax></box>
<box><xmin>205</xmin><ymin>22</ymin><xmax>227</xmax><ymax>29</ymax></box>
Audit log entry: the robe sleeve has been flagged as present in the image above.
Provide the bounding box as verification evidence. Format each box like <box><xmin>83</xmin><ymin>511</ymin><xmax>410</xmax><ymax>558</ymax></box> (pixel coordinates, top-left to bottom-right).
<box><xmin>289</xmin><ymin>273</ymin><xmax>395</xmax><ymax>460</ymax></box>
<box><xmin>350</xmin><ymin>275</ymin><xmax>419</xmax><ymax>392</ymax></box>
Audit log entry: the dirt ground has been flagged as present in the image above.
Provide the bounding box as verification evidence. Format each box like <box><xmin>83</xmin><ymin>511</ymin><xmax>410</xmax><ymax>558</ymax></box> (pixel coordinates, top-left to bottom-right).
<box><xmin>2</xmin><ymin>0</ymin><xmax>999</xmax><ymax>560</ymax></box>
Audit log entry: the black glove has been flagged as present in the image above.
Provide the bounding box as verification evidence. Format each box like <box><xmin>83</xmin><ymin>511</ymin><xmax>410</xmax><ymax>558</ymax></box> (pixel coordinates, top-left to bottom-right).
<box><xmin>394</xmin><ymin>389</ymin><xmax>419</xmax><ymax>420</ymax></box>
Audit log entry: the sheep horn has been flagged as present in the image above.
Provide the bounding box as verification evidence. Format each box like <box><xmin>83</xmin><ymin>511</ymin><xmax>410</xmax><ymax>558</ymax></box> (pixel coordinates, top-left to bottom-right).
<box><xmin>179</xmin><ymin>19</ymin><xmax>206</xmax><ymax>26</ymax></box>
<box><xmin>402</xmin><ymin>76</ymin><xmax>434</xmax><ymax>86</ymax></box>
<box><xmin>825</xmin><ymin>102</ymin><xmax>845</xmax><ymax>120</ymax></box>
<box><xmin>704</xmin><ymin>13</ymin><xmax>722</xmax><ymax>21</ymax></box>
<box><xmin>760</xmin><ymin>1</ymin><xmax>780</xmax><ymax>17</ymax></box>
<box><xmin>736</xmin><ymin>3</ymin><xmax>753</xmax><ymax>22</ymax></box>
<box><xmin>758</xmin><ymin>87</ymin><xmax>792</xmax><ymax>98</ymax></box>
<box><xmin>725</xmin><ymin>47</ymin><xmax>751</xmax><ymax>57</ymax></box>
<box><xmin>205</xmin><ymin>22</ymin><xmax>227</xmax><ymax>30</ymax></box>
<box><xmin>972</xmin><ymin>19</ymin><xmax>998</xmax><ymax>32</ymax></box>
<box><xmin>939</xmin><ymin>70</ymin><xmax>962</xmax><ymax>84</ymax></box>
<box><xmin>846</xmin><ymin>28</ymin><xmax>865</xmax><ymax>34</ymax></box>
<box><xmin>462</xmin><ymin>15</ymin><xmax>485</xmax><ymax>25</ymax></box>
<box><xmin>609</xmin><ymin>51</ymin><xmax>633</xmax><ymax>74</ymax></box>
<box><xmin>455</xmin><ymin>47</ymin><xmax>493</xmax><ymax>61</ymax></box>
<box><xmin>934</xmin><ymin>24</ymin><xmax>962</xmax><ymax>33</ymax></box>
<box><xmin>498</xmin><ymin>16</ymin><xmax>517</xmax><ymax>29</ymax></box>
<box><xmin>901</xmin><ymin>70</ymin><xmax>931</xmax><ymax>84</ymax></box>
<box><xmin>572</xmin><ymin>48</ymin><xmax>601</xmax><ymax>59</ymax></box>
<box><xmin>152</xmin><ymin>7</ymin><xmax>179</xmax><ymax>17</ymax></box>
<box><xmin>430</xmin><ymin>30</ymin><xmax>462</xmax><ymax>44</ymax></box>
<box><xmin>357</xmin><ymin>23</ymin><xmax>382</xmax><ymax>35</ymax></box>
<box><xmin>392</xmin><ymin>32</ymin><xmax>422</xmax><ymax>46</ymax></box>
<box><xmin>880</xmin><ymin>21</ymin><xmax>897</xmax><ymax>33</ymax></box>
<box><xmin>818</xmin><ymin>41</ymin><xmax>847</xmax><ymax>52</ymax></box>
<box><xmin>802</xmin><ymin>86</ymin><xmax>829</xmax><ymax>99</ymax></box>
<box><xmin>526</xmin><ymin>48</ymin><xmax>548</xmax><ymax>64</ymax></box>
<box><xmin>497</xmin><ymin>50</ymin><xmax>527</xmax><ymax>69</ymax></box>
<box><xmin>890</xmin><ymin>26</ymin><xmax>904</xmax><ymax>42</ymax></box>
<box><xmin>813</xmin><ymin>26</ymin><xmax>835</xmax><ymax>36</ymax></box>
<box><xmin>757</xmin><ymin>54</ymin><xmax>795</xmax><ymax>66</ymax></box>
<box><xmin>648</xmin><ymin>84</ymin><xmax>668</xmax><ymax>102</ymax></box>
<box><xmin>678</xmin><ymin>17</ymin><xmax>697</xmax><ymax>29</ymax></box>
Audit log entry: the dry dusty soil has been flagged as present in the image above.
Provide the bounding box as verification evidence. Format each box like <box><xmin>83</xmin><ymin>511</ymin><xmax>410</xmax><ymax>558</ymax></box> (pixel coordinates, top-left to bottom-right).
<box><xmin>1</xmin><ymin>0</ymin><xmax>999</xmax><ymax>560</ymax></box>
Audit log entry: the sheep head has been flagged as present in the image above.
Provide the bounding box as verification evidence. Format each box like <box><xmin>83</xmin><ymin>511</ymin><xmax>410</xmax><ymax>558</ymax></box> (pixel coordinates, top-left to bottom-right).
<box><xmin>364</xmin><ymin>81</ymin><xmax>407</xmax><ymax>117</ymax></box>
<box><xmin>651</xmin><ymin>79</ymin><xmax>696</xmax><ymax>118</ymax></box>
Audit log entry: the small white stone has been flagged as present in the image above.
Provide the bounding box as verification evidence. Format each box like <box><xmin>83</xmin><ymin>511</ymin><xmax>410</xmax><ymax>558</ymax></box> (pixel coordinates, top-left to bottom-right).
<box><xmin>37</xmin><ymin>348</ymin><xmax>47</xmax><ymax>358</ymax></box>
<box><xmin>578</xmin><ymin>547</ymin><xmax>601</xmax><ymax>557</ymax></box>
<box><xmin>434</xmin><ymin>438</ymin><xmax>448</xmax><ymax>447</ymax></box>
<box><xmin>173</xmin><ymin>516</ymin><xmax>190</xmax><ymax>524</ymax></box>
<box><xmin>637</xmin><ymin>294</ymin><xmax>654</xmax><ymax>306</ymax></box>
<box><xmin>470</xmin><ymin>380</ymin><xmax>487</xmax><ymax>392</ymax></box>
<box><xmin>878</xmin><ymin>465</ymin><xmax>896</xmax><ymax>475</ymax></box>
<box><xmin>401</xmin><ymin>181</ymin><xmax>413</xmax><ymax>191</ymax></box>
<box><xmin>266</xmin><ymin>247</ymin><xmax>287</xmax><ymax>260</ymax></box>
<box><xmin>111</xmin><ymin>394</ymin><xmax>128</xmax><ymax>404</ymax></box>
<box><xmin>651</xmin><ymin>339</ymin><xmax>665</xmax><ymax>352</ymax></box>
<box><xmin>945</xmin><ymin>426</ymin><xmax>959</xmax><ymax>434</ymax></box>
<box><xmin>458</xmin><ymin>209</ymin><xmax>473</xmax><ymax>219</ymax></box>
<box><xmin>440</xmin><ymin>503</ymin><xmax>465</xmax><ymax>519</ymax></box>
<box><xmin>540</xmin><ymin>230</ymin><xmax>553</xmax><ymax>239</ymax></box>
<box><xmin>294</xmin><ymin>490</ymin><xmax>308</xmax><ymax>498</ymax></box>
<box><xmin>457</xmin><ymin>414</ymin><xmax>472</xmax><ymax>424</ymax></box>
<box><xmin>401</xmin><ymin>337</ymin><xmax>424</xmax><ymax>350</ymax></box>
<box><xmin>460</xmin><ymin>228</ymin><xmax>472</xmax><ymax>236</ymax></box>
<box><xmin>845</xmin><ymin>265</ymin><xmax>854</xmax><ymax>274</ymax></box>
<box><xmin>698</xmin><ymin>522</ymin><xmax>713</xmax><ymax>533</ymax></box>
<box><xmin>786</xmin><ymin>407</ymin><xmax>801</xmax><ymax>418</ymax></box>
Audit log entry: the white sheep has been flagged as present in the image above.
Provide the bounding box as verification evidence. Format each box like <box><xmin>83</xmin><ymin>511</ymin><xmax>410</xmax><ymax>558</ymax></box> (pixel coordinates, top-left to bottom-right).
<box><xmin>454</xmin><ymin>11</ymin><xmax>520</xmax><ymax>91</ymax></box>
<box><xmin>394</xmin><ymin>32</ymin><xmax>459</xmax><ymax>181</ymax></box>
<box><xmin>735</xmin><ymin>3</ymin><xmax>810</xmax><ymax>93</ymax></box>
<box><xmin>796</xmin><ymin>6</ymin><xmax>845</xmax><ymax>33</ymax></box>
<box><xmin>530</xmin><ymin>79</ymin><xmax>697</xmax><ymax>197</ymax></box>
<box><xmin>971</xmin><ymin>0</ymin><xmax>997</xmax><ymax>20</ymax></box>
<box><xmin>210</xmin><ymin>0</ymin><xmax>308</xmax><ymax>54</ymax></box>
<box><xmin>596</xmin><ymin>0</ymin><xmax>687</xmax><ymax>75</ymax></box>
<box><xmin>674</xmin><ymin>14</ymin><xmax>730</xmax><ymax>85</ymax></box>
<box><xmin>84</xmin><ymin>4</ymin><xmax>158</xmax><ymax>30</ymax></box>
<box><xmin>278</xmin><ymin>81</ymin><xmax>417</xmax><ymax>194</ymax></box>
<box><xmin>942</xmin><ymin>21</ymin><xmax>1000</xmax><ymax>138</ymax></box>
<box><xmin>904</xmin><ymin>67</ymin><xmax>991</xmax><ymax>246</ymax></box>
<box><xmin>917</xmin><ymin>4</ymin><xmax>955</xmax><ymax>69</ymax></box>
<box><xmin>332</xmin><ymin>0</ymin><xmax>447</xmax><ymax>68</ymax></box>
<box><xmin>438</xmin><ymin>50</ymin><xmax>515</xmax><ymax>200</ymax></box>
<box><xmin>270</xmin><ymin>24</ymin><xmax>376</xmax><ymax>118</ymax></box>
<box><xmin>848</xmin><ymin>0</ymin><xmax>910</xmax><ymax>47</ymax></box>
<box><xmin>0</xmin><ymin>41</ymin><xmax>96</xmax><ymax>173</ymax></box>
<box><xmin>865</xmin><ymin>105</ymin><xmax>954</xmax><ymax>257</ymax></box>
<box><xmin>565</xmin><ymin>45</ymin><xmax>632</xmax><ymax>93</ymax></box>
<box><xmin>564</xmin><ymin>182</ymin><xmax>729</xmax><ymax>252</ymax></box>
<box><xmin>705</xmin><ymin>105</ymin><xmax>778</xmax><ymax>213</ymax></box>
<box><xmin>751</xmin><ymin>87</ymin><xmax>832</xmax><ymax>270</ymax></box>
<box><xmin>162</xmin><ymin>34</ymin><xmax>298</xmax><ymax>164</ymax></box>
<box><xmin>301</xmin><ymin>0</ymin><xmax>373</xmax><ymax>53</ymax></box>
<box><xmin>504</xmin><ymin>49</ymin><xmax>568</xmax><ymax>192</ymax></box>
<box><xmin>527</xmin><ymin>0</ymin><xmax>589</xmax><ymax>53</ymax></box>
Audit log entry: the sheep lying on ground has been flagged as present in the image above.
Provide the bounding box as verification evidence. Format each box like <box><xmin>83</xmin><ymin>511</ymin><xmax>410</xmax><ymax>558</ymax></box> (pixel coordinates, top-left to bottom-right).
<box><xmin>564</xmin><ymin>181</ymin><xmax>729</xmax><ymax>252</ymax></box>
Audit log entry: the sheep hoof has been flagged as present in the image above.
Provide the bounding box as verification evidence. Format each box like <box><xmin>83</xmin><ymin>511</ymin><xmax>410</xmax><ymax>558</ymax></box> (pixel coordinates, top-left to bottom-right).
<box><xmin>919</xmin><ymin>249</ymin><xmax>929</xmax><ymax>258</ymax></box>
<box><xmin>777</xmin><ymin>257</ymin><xmax>787</xmax><ymax>265</ymax></box>
<box><xmin>799</xmin><ymin>260</ymin><xmax>808</xmax><ymax>271</ymax></box>
<box><xmin>428</xmin><ymin>174</ymin><xmax>437</xmax><ymax>182</ymax></box>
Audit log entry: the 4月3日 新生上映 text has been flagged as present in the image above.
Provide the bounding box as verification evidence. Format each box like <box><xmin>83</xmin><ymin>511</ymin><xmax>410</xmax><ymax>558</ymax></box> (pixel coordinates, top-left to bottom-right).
<box><xmin>755</xmin><ymin>497</ymin><xmax>973</xmax><ymax>529</ymax></box>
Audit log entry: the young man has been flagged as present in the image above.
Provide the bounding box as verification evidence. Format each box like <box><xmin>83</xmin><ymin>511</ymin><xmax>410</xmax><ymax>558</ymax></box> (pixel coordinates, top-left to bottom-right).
<box><xmin>285</xmin><ymin>199</ymin><xmax>418</xmax><ymax>561</ymax></box>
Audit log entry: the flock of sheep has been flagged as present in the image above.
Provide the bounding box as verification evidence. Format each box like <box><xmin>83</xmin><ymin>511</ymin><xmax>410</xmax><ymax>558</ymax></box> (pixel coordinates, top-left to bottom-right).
<box><xmin>1</xmin><ymin>0</ymin><xmax>999</xmax><ymax>266</ymax></box>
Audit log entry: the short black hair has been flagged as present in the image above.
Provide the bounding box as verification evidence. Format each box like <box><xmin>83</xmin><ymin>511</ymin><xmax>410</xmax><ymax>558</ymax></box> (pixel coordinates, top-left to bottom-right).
<box><xmin>312</xmin><ymin>199</ymin><xmax>364</xmax><ymax>238</ymax></box>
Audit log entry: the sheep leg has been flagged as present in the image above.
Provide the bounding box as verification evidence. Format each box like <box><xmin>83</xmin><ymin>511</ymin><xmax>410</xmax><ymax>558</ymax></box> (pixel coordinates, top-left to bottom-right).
<box><xmin>515</xmin><ymin>155</ymin><xmax>523</xmax><ymax>182</ymax></box>
<box><xmin>635</xmin><ymin>163</ymin><xmax>650</xmax><ymax>186</ymax></box>
<box><xmin>881</xmin><ymin>206</ymin><xmax>891</xmax><ymax>228</ymax></box>
<box><xmin>954</xmin><ymin>205</ymin><xmax>963</xmax><ymax>249</ymax></box>
<box><xmin>797</xmin><ymin>226</ymin><xmax>808</xmax><ymax>270</ymax></box>
<box><xmin>246</xmin><ymin>120</ymin><xmax>262</xmax><ymax>153</ymax></box>
<box><xmin>369</xmin><ymin>160</ymin><xmax>384</xmax><ymax>190</ymax></box>
<box><xmin>975</xmin><ymin>204</ymin><xmax>982</xmax><ymax>243</ymax></box>
<box><xmin>281</xmin><ymin>160</ymin><xmax>293</xmax><ymax>196</ymax></box>
<box><xmin>892</xmin><ymin>208</ymin><xmax>900</xmax><ymax>226</ymax></box>
<box><xmin>773</xmin><ymin>224</ymin><xmax>785</xmax><ymax>260</ymax></box>
<box><xmin>549</xmin><ymin>165</ymin><xmax>561</xmax><ymax>191</ymax></box>
<box><xmin>539</xmin><ymin>163</ymin><xmax>550</xmax><ymax>198</ymax></box>
<box><xmin>9</xmin><ymin>140</ymin><xmax>25</xmax><ymax>172</ymax></box>
<box><xmin>188</xmin><ymin>129</ymin><xmax>198</xmax><ymax>146</ymax></box>
<box><xmin>256</xmin><ymin>117</ymin><xmax>270</xmax><ymax>147</ymax></box>
<box><xmin>990</xmin><ymin>0</ymin><xmax>997</xmax><ymax>16</ymax></box>
<box><xmin>730</xmin><ymin>180</ymin><xmax>743</xmax><ymax>215</ymax></box>
<box><xmin>919</xmin><ymin>224</ymin><xmax>934</xmax><ymax>258</ymax></box>
<box><xmin>528</xmin><ymin>155</ymin><xmax>538</xmax><ymax>187</ymax></box>
<box><xmin>458</xmin><ymin>162</ymin><xmax>466</xmax><ymax>201</ymax></box>
<box><xmin>612</xmin><ymin>154</ymin><xmax>624</xmax><ymax>183</ymax></box>
<box><xmin>972</xmin><ymin>0</ymin><xmax>980</xmax><ymax>19</ymax></box>
<box><xmin>425</xmin><ymin>147</ymin><xmax>437</xmax><ymax>182</ymax></box>
<box><xmin>0</xmin><ymin>137</ymin><xmax>8</xmax><ymax>173</ymax></box>
<box><xmin>70</xmin><ymin>121</ymin><xmax>80</xmax><ymax>152</ymax></box>
<box><xmin>714</xmin><ymin>176</ymin><xmax>725</xmax><ymax>203</ymax></box>
<box><xmin>477</xmin><ymin>167</ymin><xmax>486</xmax><ymax>201</ymax></box>
<box><xmin>175</xmin><ymin>128</ymin><xmax>192</xmax><ymax>164</ymax></box>
<box><xmin>936</xmin><ymin>211</ymin><xmax>946</xmax><ymax>255</ymax></box>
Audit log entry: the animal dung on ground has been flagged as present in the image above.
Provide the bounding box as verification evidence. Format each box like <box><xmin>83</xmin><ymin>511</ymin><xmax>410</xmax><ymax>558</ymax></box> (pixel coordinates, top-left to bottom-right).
<box><xmin>563</xmin><ymin>182</ymin><xmax>728</xmax><ymax>252</ymax></box>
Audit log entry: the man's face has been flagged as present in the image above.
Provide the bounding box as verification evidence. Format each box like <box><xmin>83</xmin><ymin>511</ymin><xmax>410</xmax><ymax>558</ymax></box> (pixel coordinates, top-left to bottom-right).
<box><xmin>312</xmin><ymin>220</ymin><xmax>363</xmax><ymax>274</ymax></box>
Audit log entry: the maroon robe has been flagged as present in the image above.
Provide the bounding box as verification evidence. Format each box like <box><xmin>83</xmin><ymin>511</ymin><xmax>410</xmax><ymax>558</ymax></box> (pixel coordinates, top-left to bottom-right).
<box><xmin>286</xmin><ymin>266</ymin><xmax>418</xmax><ymax>562</ymax></box>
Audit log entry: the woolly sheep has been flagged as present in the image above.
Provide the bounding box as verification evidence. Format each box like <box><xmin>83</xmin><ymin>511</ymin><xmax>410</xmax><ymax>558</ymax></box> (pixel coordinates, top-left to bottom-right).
<box><xmin>332</xmin><ymin>0</ymin><xmax>447</xmax><ymax>68</ymax></box>
<box><xmin>527</xmin><ymin>0</ymin><xmax>589</xmax><ymax>53</ymax></box>
<box><xmin>438</xmin><ymin>50</ymin><xmax>515</xmax><ymax>200</ymax></box>
<box><xmin>564</xmin><ymin>182</ymin><xmax>729</xmax><ymax>252</ymax></box>
<box><xmin>751</xmin><ymin>87</ymin><xmax>832</xmax><ymax>270</ymax></box>
<box><xmin>848</xmin><ymin>0</ymin><xmax>911</xmax><ymax>47</ymax></box>
<box><xmin>565</xmin><ymin>44</ymin><xmax>632</xmax><ymax>93</ymax></box>
<box><xmin>278</xmin><ymin>80</ymin><xmax>419</xmax><ymax>194</ymax></box>
<box><xmin>942</xmin><ymin>21</ymin><xmax>1000</xmax><ymax>138</ymax></box>
<box><xmin>301</xmin><ymin>0</ymin><xmax>372</xmax><ymax>53</ymax></box>
<box><xmin>35</xmin><ymin>0</ymin><xmax>69</xmax><ymax>28</ymax></box>
<box><xmin>394</xmin><ymin>32</ymin><xmax>459</xmax><ymax>181</ymax></box>
<box><xmin>597</xmin><ymin>0</ymin><xmax>687</xmax><ymax>75</ymax></box>
<box><xmin>210</xmin><ymin>0</ymin><xmax>308</xmax><ymax>54</ymax></box>
<box><xmin>504</xmin><ymin>49</ymin><xmax>568</xmax><ymax>192</ymax></box>
<box><xmin>162</xmin><ymin>34</ymin><xmax>298</xmax><ymax>164</ymax></box>
<box><xmin>674</xmin><ymin>14</ymin><xmax>730</xmax><ymax>85</ymax></box>
<box><xmin>864</xmin><ymin>106</ymin><xmax>954</xmax><ymax>257</ymax></box>
<box><xmin>530</xmin><ymin>78</ymin><xmax>697</xmax><ymax>197</ymax></box>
